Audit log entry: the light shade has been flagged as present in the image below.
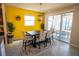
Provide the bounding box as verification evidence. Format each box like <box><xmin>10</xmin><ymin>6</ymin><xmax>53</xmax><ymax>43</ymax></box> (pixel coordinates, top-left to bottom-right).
<box><xmin>38</xmin><ymin>14</ymin><xmax>43</xmax><ymax>21</ymax></box>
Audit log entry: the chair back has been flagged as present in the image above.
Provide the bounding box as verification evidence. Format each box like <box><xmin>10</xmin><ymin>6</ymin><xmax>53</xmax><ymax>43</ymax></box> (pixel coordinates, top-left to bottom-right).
<box><xmin>21</xmin><ymin>31</ymin><xmax>32</xmax><ymax>41</ymax></box>
<box><xmin>47</xmin><ymin>30</ymin><xmax>53</xmax><ymax>38</ymax></box>
<box><xmin>25</xmin><ymin>33</ymin><xmax>33</xmax><ymax>41</ymax></box>
<box><xmin>39</xmin><ymin>31</ymin><xmax>47</xmax><ymax>41</ymax></box>
<box><xmin>46</xmin><ymin>31</ymin><xmax>50</xmax><ymax>38</ymax></box>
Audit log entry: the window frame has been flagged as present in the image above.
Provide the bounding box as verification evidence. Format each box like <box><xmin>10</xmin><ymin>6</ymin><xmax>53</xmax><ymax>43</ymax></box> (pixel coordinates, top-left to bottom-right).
<box><xmin>24</xmin><ymin>15</ymin><xmax>35</xmax><ymax>26</ymax></box>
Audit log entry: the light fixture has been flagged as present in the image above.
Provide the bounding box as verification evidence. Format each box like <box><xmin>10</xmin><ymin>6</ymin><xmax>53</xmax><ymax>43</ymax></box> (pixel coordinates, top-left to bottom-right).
<box><xmin>16</xmin><ymin>16</ymin><xmax>21</xmax><ymax>21</ymax></box>
<box><xmin>38</xmin><ymin>3</ymin><xmax>43</xmax><ymax>21</ymax></box>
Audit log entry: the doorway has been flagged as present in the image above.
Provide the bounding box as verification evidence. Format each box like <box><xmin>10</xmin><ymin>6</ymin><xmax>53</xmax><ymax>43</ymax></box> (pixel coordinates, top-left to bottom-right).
<box><xmin>48</xmin><ymin>12</ymin><xmax>73</xmax><ymax>43</ymax></box>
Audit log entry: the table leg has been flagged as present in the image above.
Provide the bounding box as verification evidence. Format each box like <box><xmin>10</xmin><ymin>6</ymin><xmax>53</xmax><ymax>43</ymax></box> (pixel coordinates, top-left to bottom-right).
<box><xmin>32</xmin><ymin>36</ymin><xmax>37</xmax><ymax>48</ymax></box>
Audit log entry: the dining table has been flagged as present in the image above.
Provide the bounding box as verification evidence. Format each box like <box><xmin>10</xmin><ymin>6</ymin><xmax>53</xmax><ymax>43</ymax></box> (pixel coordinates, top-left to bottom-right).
<box><xmin>26</xmin><ymin>31</ymin><xmax>40</xmax><ymax>48</ymax></box>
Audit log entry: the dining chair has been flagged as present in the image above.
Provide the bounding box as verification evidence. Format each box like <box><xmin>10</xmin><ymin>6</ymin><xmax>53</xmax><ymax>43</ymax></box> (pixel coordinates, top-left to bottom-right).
<box><xmin>50</xmin><ymin>28</ymin><xmax>54</xmax><ymax>40</ymax></box>
<box><xmin>36</xmin><ymin>31</ymin><xmax>47</xmax><ymax>49</ymax></box>
<box><xmin>46</xmin><ymin>28</ymin><xmax>54</xmax><ymax>45</ymax></box>
<box><xmin>46</xmin><ymin>31</ymin><xmax>51</xmax><ymax>45</ymax></box>
<box><xmin>21</xmin><ymin>32</ymin><xmax>33</xmax><ymax>55</ymax></box>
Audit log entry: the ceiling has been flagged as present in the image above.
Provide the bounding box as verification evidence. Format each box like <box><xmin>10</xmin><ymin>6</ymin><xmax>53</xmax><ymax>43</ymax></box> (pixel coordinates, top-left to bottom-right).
<box><xmin>5</xmin><ymin>3</ymin><xmax>78</xmax><ymax>12</ymax></box>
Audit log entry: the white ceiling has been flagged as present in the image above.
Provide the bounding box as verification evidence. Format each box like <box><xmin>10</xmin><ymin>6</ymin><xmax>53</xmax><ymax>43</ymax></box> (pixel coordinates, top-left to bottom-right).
<box><xmin>5</xmin><ymin>3</ymin><xmax>78</xmax><ymax>12</ymax></box>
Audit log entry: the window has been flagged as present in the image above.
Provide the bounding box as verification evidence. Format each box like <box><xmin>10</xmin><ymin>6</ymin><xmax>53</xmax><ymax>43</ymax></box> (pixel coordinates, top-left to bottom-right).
<box><xmin>48</xmin><ymin>16</ymin><xmax>53</xmax><ymax>30</ymax></box>
<box><xmin>24</xmin><ymin>16</ymin><xmax>35</xmax><ymax>26</ymax></box>
<box><xmin>48</xmin><ymin>15</ymin><xmax>61</xmax><ymax>30</ymax></box>
<box><xmin>53</xmin><ymin>15</ymin><xmax>61</xmax><ymax>30</ymax></box>
<box><xmin>62</xmin><ymin>13</ymin><xmax>73</xmax><ymax>31</ymax></box>
<box><xmin>48</xmin><ymin>13</ymin><xmax>73</xmax><ymax>31</ymax></box>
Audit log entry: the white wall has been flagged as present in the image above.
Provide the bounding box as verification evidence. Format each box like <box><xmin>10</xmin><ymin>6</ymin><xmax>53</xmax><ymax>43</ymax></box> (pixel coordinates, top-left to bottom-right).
<box><xmin>70</xmin><ymin>7</ymin><xmax>79</xmax><ymax>48</ymax></box>
<box><xmin>45</xmin><ymin>4</ymin><xmax>79</xmax><ymax>48</ymax></box>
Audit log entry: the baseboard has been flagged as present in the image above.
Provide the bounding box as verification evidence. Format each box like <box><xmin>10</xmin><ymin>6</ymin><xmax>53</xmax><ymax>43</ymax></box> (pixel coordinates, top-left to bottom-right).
<box><xmin>70</xmin><ymin>43</ymin><xmax>79</xmax><ymax>48</ymax></box>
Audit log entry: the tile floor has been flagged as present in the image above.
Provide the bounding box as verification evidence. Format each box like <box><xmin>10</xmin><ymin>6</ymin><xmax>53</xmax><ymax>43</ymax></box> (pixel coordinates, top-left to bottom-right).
<box><xmin>5</xmin><ymin>39</ymin><xmax>79</xmax><ymax>56</ymax></box>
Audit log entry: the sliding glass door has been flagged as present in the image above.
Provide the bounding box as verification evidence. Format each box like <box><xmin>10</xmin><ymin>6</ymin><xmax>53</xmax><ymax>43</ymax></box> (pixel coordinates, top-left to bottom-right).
<box><xmin>53</xmin><ymin>15</ymin><xmax>61</xmax><ymax>40</ymax></box>
<box><xmin>48</xmin><ymin>12</ymin><xmax>73</xmax><ymax>43</ymax></box>
<box><xmin>60</xmin><ymin>13</ymin><xmax>73</xmax><ymax>43</ymax></box>
<box><xmin>48</xmin><ymin>15</ymin><xmax>61</xmax><ymax>40</ymax></box>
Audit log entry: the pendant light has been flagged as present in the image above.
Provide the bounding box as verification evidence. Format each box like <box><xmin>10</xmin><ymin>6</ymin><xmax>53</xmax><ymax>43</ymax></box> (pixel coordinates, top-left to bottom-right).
<box><xmin>38</xmin><ymin>3</ymin><xmax>43</xmax><ymax>21</ymax></box>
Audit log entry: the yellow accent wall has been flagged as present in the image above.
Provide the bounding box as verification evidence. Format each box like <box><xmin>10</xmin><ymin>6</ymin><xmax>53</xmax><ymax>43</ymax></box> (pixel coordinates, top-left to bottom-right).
<box><xmin>5</xmin><ymin>5</ymin><xmax>44</xmax><ymax>39</ymax></box>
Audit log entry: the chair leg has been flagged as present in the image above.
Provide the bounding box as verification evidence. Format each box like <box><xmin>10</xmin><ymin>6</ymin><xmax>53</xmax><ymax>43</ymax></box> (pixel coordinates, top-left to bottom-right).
<box><xmin>44</xmin><ymin>41</ymin><xmax>46</xmax><ymax>47</ymax></box>
<box><xmin>22</xmin><ymin>41</ymin><xmax>26</xmax><ymax>50</ymax></box>
<box><xmin>51</xmin><ymin>35</ymin><xmax>54</xmax><ymax>45</ymax></box>
<box><xmin>38</xmin><ymin>42</ymin><xmax>40</xmax><ymax>49</ymax></box>
<box><xmin>48</xmin><ymin>38</ymin><xmax>51</xmax><ymax>45</ymax></box>
<box><xmin>45</xmin><ymin>38</ymin><xmax>48</xmax><ymax>46</ymax></box>
<box><xmin>39</xmin><ymin>44</ymin><xmax>40</xmax><ymax>49</ymax></box>
<box><xmin>24</xmin><ymin>42</ymin><xmax>26</xmax><ymax>50</ymax></box>
<box><xmin>44</xmin><ymin>40</ymin><xmax>47</xmax><ymax>47</ymax></box>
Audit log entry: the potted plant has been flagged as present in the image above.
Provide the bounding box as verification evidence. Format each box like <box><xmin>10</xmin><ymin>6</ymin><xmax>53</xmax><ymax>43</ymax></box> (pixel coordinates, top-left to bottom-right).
<box><xmin>7</xmin><ymin>22</ymin><xmax>15</xmax><ymax>43</ymax></box>
<box><xmin>41</xmin><ymin>23</ymin><xmax>44</xmax><ymax>31</ymax></box>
